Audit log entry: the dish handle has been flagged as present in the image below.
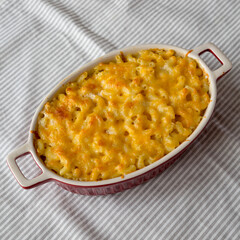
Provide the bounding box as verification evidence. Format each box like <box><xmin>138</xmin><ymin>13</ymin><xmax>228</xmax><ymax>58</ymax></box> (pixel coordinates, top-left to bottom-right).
<box><xmin>7</xmin><ymin>143</ymin><xmax>50</xmax><ymax>189</ymax></box>
<box><xmin>191</xmin><ymin>42</ymin><xmax>232</xmax><ymax>80</ymax></box>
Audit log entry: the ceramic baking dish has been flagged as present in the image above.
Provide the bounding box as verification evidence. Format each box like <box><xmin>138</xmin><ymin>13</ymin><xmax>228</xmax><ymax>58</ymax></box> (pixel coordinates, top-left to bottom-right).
<box><xmin>7</xmin><ymin>42</ymin><xmax>232</xmax><ymax>195</ymax></box>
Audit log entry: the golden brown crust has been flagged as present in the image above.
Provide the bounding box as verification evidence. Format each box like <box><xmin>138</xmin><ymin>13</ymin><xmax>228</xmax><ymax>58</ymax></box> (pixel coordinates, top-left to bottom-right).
<box><xmin>35</xmin><ymin>49</ymin><xmax>210</xmax><ymax>181</ymax></box>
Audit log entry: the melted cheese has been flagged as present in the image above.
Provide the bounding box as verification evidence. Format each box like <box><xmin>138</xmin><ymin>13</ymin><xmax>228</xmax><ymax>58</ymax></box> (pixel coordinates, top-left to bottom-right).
<box><xmin>35</xmin><ymin>49</ymin><xmax>210</xmax><ymax>181</ymax></box>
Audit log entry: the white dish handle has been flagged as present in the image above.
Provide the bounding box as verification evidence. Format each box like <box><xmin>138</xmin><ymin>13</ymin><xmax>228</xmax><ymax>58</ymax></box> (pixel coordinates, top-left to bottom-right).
<box><xmin>7</xmin><ymin>143</ymin><xmax>50</xmax><ymax>188</ymax></box>
<box><xmin>192</xmin><ymin>42</ymin><xmax>232</xmax><ymax>80</ymax></box>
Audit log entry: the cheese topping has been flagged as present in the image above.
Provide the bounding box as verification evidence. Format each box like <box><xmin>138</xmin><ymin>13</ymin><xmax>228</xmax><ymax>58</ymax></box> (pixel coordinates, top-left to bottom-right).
<box><xmin>35</xmin><ymin>49</ymin><xmax>209</xmax><ymax>181</ymax></box>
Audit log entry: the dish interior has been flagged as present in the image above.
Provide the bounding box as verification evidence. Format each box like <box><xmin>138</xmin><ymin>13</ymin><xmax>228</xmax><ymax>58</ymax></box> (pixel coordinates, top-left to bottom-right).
<box><xmin>32</xmin><ymin>47</ymin><xmax>210</xmax><ymax>182</ymax></box>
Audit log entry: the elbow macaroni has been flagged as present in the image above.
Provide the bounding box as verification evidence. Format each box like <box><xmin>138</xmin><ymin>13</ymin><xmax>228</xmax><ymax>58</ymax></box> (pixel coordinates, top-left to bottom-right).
<box><xmin>35</xmin><ymin>49</ymin><xmax>210</xmax><ymax>181</ymax></box>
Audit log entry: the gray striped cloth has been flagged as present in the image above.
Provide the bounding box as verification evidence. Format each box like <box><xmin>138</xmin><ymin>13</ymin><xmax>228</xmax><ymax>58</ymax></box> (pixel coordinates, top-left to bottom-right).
<box><xmin>1</xmin><ymin>0</ymin><xmax>240</xmax><ymax>239</ymax></box>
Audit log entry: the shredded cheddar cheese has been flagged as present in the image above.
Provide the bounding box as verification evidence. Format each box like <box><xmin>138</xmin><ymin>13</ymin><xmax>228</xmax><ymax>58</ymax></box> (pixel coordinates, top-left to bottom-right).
<box><xmin>35</xmin><ymin>49</ymin><xmax>210</xmax><ymax>181</ymax></box>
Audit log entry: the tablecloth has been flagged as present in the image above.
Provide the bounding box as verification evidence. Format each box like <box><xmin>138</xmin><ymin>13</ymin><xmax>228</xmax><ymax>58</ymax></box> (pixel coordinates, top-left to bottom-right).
<box><xmin>1</xmin><ymin>0</ymin><xmax>240</xmax><ymax>239</ymax></box>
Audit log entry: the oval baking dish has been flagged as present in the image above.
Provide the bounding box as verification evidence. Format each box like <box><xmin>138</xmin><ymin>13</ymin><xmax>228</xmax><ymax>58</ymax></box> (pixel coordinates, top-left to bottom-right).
<box><xmin>7</xmin><ymin>42</ymin><xmax>232</xmax><ymax>195</ymax></box>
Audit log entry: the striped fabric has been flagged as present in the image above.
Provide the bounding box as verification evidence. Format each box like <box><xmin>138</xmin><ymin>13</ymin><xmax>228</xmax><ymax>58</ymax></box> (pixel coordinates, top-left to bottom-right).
<box><xmin>1</xmin><ymin>0</ymin><xmax>240</xmax><ymax>239</ymax></box>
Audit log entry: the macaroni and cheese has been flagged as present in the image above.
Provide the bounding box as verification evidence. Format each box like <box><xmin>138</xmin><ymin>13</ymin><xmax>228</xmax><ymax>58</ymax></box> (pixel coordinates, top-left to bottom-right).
<box><xmin>35</xmin><ymin>49</ymin><xmax>210</xmax><ymax>181</ymax></box>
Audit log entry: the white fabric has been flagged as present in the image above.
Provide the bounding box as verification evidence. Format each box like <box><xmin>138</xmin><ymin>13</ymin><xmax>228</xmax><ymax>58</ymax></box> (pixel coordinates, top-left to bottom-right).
<box><xmin>1</xmin><ymin>1</ymin><xmax>240</xmax><ymax>239</ymax></box>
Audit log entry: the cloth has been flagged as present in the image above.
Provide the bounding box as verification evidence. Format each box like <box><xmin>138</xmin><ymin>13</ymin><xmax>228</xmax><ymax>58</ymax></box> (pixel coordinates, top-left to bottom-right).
<box><xmin>1</xmin><ymin>0</ymin><xmax>240</xmax><ymax>239</ymax></box>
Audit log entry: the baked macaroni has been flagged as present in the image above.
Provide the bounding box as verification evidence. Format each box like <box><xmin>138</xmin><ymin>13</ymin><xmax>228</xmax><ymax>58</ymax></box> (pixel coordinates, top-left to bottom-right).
<box><xmin>35</xmin><ymin>49</ymin><xmax>210</xmax><ymax>181</ymax></box>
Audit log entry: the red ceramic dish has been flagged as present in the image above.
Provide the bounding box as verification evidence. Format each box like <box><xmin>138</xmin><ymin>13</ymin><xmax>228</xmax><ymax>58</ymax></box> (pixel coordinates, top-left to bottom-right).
<box><xmin>7</xmin><ymin>42</ymin><xmax>232</xmax><ymax>195</ymax></box>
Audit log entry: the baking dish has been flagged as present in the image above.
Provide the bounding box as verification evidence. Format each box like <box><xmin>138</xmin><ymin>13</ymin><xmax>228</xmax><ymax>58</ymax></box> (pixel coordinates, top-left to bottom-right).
<box><xmin>7</xmin><ymin>42</ymin><xmax>232</xmax><ymax>195</ymax></box>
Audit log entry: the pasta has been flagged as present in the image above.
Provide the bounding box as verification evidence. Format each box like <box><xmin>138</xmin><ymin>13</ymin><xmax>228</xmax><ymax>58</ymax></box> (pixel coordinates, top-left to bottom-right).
<box><xmin>35</xmin><ymin>49</ymin><xmax>210</xmax><ymax>181</ymax></box>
